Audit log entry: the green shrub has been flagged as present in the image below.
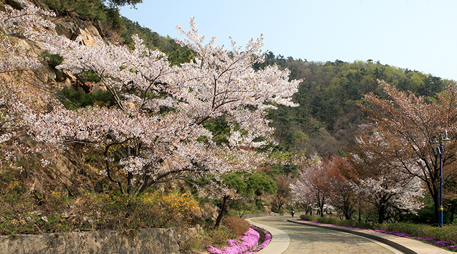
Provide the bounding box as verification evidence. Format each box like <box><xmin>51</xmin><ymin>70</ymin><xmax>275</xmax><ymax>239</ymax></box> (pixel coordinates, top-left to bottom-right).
<box><xmin>105</xmin><ymin>7</ymin><xmax>123</xmax><ymax>31</ymax></box>
<box><xmin>206</xmin><ymin>227</ymin><xmax>234</xmax><ymax>246</ymax></box>
<box><xmin>338</xmin><ymin>219</ymin><xmax>373</xmax><ymax>229</ymax></box>
<box><xmin>80</xmin><ymin>70</ymin><xmax>101</xmax><ymax>83</ymax></box>
<box><xmin>373</xmin><ymin>222</ymin><xmax>457</xmax><ymax>243</ymax></box>
<box><xmin>300</xmin><ymin>214</ymin><xmax>320</xmax><ymax>221</ymax></box>
<box><xmin>59</xmin><ymin>87</ymin><xmax>115</xmax><ymax>110</ymax></box>
<box><xmin>317</xmin><ymin>217</ymin><xmax>337</xmax><ymax>225</ymax></box>
<box><xmin>223</xmin><ymin>217</ymin><xmax>250</xmax><ymax>236</ymax></box>
<box><xmin>300</xmin><ymin>214</ymin><xmax>309</xmax><ymax>220</ymax></box>
<box><xmin>41</xmin><ymin>52</ymin><xmax>63</xmax><ymax>68</ymax></box>
<box><xmin>179</xmin><ymin>216</ymin><xmax>253</xmax><ymax>252</ymax></box>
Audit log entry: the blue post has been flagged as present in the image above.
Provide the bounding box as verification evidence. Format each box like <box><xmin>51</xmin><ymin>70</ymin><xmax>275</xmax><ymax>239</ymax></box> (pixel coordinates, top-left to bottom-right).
<box><xmin>439</xmin><ymin>143</ymin><xmax>443</xmax><ymax>228</ymax></box>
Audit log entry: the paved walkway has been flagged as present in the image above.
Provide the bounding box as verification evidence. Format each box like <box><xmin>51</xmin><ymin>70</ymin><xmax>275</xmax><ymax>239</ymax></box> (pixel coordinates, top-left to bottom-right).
<box><xmin>247</xmin><ymin>216</ymin><xmax>453</xmax><ymax>254</ymax></box>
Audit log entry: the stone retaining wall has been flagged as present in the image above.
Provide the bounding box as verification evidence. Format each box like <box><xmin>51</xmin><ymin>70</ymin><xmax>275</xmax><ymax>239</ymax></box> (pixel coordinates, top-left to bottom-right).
<box><xmin>0</xmin><ymin>228</ymin><xmax>179</xmax><ymax>254</ymax></box>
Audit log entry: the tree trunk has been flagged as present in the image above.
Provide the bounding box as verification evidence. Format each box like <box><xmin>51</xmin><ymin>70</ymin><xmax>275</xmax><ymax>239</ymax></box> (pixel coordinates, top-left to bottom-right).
<box><xmin>214</xmin><ymin>195</ymin><xmax>229</xmax><ymax>228</ymax></box>
<box><xmin>450</xmin><ymin>203</ymin><xmax>457</xmax><ymax>223</ymax></box>
<box><xmin>343</xmin><ymin>197</ymin><xmax>352</xmax><ymax>220</ymax></box>
<box><xmin>358</xmin><ymin>200</ymin><xmax>361</xmax><ymax>223</ymax></box>
<box><xmin>431</xmin><ymin>183</ymin><xmax>440</xmax><ymax>225</ymax></box>
<box><xmin>378</xmin><ymin>204</ymin><xmax>385</xmax><ymax>224</ymax></box>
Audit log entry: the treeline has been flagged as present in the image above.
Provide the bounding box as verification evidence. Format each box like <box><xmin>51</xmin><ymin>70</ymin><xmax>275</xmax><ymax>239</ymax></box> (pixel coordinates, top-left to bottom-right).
<box><xmin>40</xmin><ymin>0</ymin><xmax>193</xmax><ymax>65</ymax></box>
<box><xmin>42</xmin><ymin>0</ymin><xmax>125</xmax><ymax>30</ymax></box>
<box><xmin>120</xmin><ymin>17</ymin><xmax>194</xmax><ymax>66</ymax></box>
<box><xmin>256</xmin><ymin>53</ymin><xmax>454</xmax><ymax>156</ymax></box>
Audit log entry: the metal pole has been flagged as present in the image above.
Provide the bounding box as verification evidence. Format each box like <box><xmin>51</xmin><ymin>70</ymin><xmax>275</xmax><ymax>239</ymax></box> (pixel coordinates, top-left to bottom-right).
<box><xmin>439</xmin><ymin>142</ymin><xmax>444</xmax><ymax>228</ymax></box>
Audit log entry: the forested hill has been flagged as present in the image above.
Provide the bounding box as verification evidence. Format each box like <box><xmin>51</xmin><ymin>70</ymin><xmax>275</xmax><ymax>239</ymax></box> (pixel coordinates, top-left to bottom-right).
<box><xmin>254</xmin><ymin>53</ymin><xmax>454</xmax><ymax>156</ymax></box>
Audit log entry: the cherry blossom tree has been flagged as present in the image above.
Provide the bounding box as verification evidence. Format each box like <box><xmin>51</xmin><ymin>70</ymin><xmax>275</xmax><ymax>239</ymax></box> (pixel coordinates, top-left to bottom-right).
<box><xmin>0</xmin><ymin>0</ymin><xmax>55</xmax><ymax>74</ymax></box>
<box><xmin>271</xmin><ymin>175</ymin><xmax>292</xmax><ymax>213</ymax></box>
<box><xmin>359</xmin><ymin>81</ymin><xmax>457</xmax><ymax>224</ymax></box>
<box><xmin>30</xmin><ymin>16</ymin><xmax>302</xmax><ymax>197</ymax></box>
<box><xmin>0</xmin><ymin>4</ymin><xmax>302</xmax><ymax>229</ymax></box>
<box><xmin>347</xmin><ymin>148</ymin><xmax>424</xmax><ymax>223</ymax></box>
<box><xmin>0</xmin><ymin>1</ymin><xmax>302</xmax><ymax>232</ymax></box>
<box><xmin>0</xmin><ymin>0</ymin><xmax>56</xmax><ymax>168</ymax></box>
<box><xmin>326</xmin><ymin>156</ymin><xmax>358</xmax><ymax>220</ymax></box>
<box><xmin>291</xmin><ymin>155</ymin><xmax>332</xmax><ymax>217</ymax></box>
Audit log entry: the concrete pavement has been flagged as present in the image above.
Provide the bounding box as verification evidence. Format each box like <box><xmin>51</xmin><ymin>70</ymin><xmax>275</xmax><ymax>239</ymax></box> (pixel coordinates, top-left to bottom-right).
<box><xmin>246</xmin><ymin>216</ymin><xmax>454</xmax><ymax>254</ymax></box>
<box><xmin>288</xmin><ymin>218</ymin><xmax>454</xmax><ymax>254</ymax></box>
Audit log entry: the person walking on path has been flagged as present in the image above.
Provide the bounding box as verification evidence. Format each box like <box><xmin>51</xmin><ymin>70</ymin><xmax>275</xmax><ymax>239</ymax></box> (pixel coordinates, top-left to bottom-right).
<box><xmin>291</xmin><ymin>208</ymin><xmax>295</xmax><ymax>217</ymax></box>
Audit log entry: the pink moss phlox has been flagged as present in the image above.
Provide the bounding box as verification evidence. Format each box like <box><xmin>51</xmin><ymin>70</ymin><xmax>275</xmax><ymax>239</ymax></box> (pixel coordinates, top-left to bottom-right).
<box><xmin>254</xmin><ymin>231</ymin><xmax>272</xmax><ymax>251</ymax></box>
<box><xmin>207</xmin><ymin>228</ymin><xmax>260</xmax><ymax>254</ymax></box>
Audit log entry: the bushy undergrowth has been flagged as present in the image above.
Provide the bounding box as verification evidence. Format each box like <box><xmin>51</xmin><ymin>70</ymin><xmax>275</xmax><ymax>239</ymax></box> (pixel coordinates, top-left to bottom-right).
<box><xmin>223</xmin><ymin>217</ymin><xmax>251</xmax><ymax>236</ymax></box>
<box><xmin>375</xmin><ymin>222</ymin><xmax>457</xmax><ymax>245</ymax></box>
<box><xmin>0</xmin><ymin>161</ymin><xmax>253</xmax><ymax>253</ymax></box>
<box><xmin>0</xmin><ymin>165</ymin><xmax>201</xmax><ymax>235</ymax></box>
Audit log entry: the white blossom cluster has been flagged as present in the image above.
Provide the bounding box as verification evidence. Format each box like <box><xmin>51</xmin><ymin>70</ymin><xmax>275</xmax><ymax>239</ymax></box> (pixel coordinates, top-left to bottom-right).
<box><xmin>353</xmin><ymin>175</ymin><xmax>424</xmax><ymax>213</ymax></box>
<box><xmin>350</xmin><ymin>149</ymin><xmax>425</xmax><ymax>218</ymax></box>
<box><xmin>0</xmin><ymin>0</ymin><xmax>56</xmax><ymax>165</ymax></box>
<box><xmin>290</xmin><ymin>155</ymin><xmax>330</xmax><ymax>210</ymax></box>
<box><xmin>0</xmin><ymin>0</ymin><xmax>55</xmax><ymax>73</ymax></box>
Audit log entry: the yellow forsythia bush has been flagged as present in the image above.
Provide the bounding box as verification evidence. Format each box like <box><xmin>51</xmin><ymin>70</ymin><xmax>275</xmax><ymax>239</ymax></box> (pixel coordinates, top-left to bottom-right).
<box><xmin>140</xmin><ymin>192</ymin><xmax>201</xmax><ymax>221</ymax></box>
<box><xmin>78</xmin><ymin>191</ymin><xmax>201</xmax><ymax>229</ymax></box>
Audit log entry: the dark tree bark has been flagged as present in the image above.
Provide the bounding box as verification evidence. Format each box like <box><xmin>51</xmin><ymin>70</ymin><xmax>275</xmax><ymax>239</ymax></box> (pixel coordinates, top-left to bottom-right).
<box><xmin>214</xmin><ymin>195</ymin><xmax>229</xmax><ymax>228</ymax></box>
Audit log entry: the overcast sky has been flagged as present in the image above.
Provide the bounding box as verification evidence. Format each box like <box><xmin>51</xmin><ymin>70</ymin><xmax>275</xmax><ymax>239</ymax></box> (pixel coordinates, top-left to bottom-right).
<box><xmin>120</xmin><ymin>0</ymin><xmax>457</xmax><ymax>81</ymax></box>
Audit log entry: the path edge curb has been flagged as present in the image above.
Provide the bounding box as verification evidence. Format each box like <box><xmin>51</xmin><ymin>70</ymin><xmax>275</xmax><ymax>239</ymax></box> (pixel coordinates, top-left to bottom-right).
<box><xmin>287</xmin><ymin>219</ymin><xmax>417</xmax><ymax>254</ymax></box>
<box><xmin>247</xmin><ymin>218</ymin><xmax>290</xmax><ymax>254</ymax></box>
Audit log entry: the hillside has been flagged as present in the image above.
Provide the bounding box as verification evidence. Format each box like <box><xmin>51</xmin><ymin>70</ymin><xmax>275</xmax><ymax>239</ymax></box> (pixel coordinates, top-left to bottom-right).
<box><xmin>2</xmin><ymin>0</ymin><xmax>456</xmax><ymax>250</ymax></box>
<box><xmin>0</xmin><ymin>0</ymin><xmax>288</xmax><ymax>243</ymax></box>
<box><xmin>255</xmin><ymin>54</ymin><xmax>454</xmax><ymax>156</ymax></box>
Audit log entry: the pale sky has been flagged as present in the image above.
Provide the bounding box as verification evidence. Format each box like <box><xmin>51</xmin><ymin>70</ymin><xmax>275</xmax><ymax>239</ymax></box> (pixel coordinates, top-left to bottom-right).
<box><xmin>120</xmin><ymin>0</ymin><xmax>457</xmax><ymax>81</ymax></box>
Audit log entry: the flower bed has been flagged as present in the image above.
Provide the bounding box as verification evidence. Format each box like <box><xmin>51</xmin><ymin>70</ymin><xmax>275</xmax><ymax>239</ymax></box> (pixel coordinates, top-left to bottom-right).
<box><xmin>248</xmin><ymin>226</ymin><xmax>272</xmax><ymax>253</ymax></box>
<box><xmin>207</xmin><ymin>225</ymin><xmax>272</xmax><ymax>254</ymax></box>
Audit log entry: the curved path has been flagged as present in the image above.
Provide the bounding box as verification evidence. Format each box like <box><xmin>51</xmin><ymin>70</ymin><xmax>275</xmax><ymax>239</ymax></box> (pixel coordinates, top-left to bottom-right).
<box><xmin>248</xmin><ymin>216</ymin><xmax>402</xmax><ymax>254</ymax></box>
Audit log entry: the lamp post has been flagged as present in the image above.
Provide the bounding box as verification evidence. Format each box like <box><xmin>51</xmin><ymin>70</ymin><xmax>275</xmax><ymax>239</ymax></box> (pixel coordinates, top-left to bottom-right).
<box><xmin>432</xmin><ymin>132</ymin><xmax>451</xmax><ymax>228</ymax></box>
